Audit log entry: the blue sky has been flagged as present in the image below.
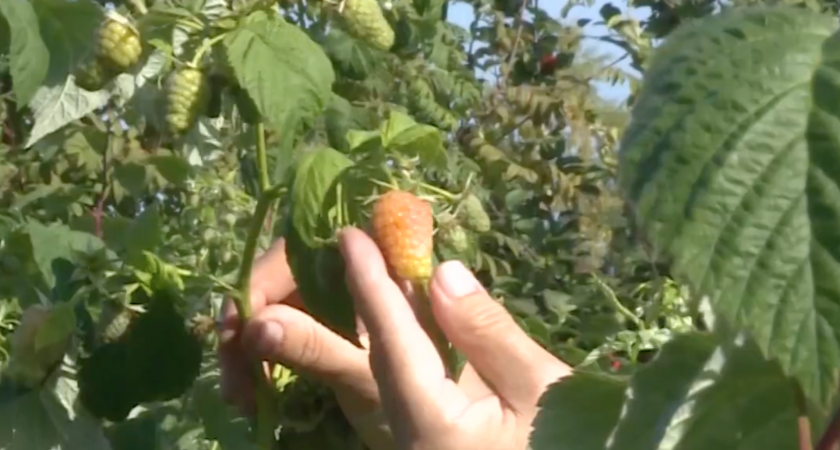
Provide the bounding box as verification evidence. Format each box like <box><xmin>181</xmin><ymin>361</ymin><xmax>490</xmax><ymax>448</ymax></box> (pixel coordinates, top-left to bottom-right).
<box><xmin>444</xmin><ymin>0</ymin><xmax>652</xmax><ymax>104</ymax></box>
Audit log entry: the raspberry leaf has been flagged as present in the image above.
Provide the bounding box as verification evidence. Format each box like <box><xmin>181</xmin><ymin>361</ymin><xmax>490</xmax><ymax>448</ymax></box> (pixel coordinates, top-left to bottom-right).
<box><xmin>619</xmin><ymin>6</ymin><xmax>840</xmax><ymax>408</ymax></box>
<box><xmin>289</xmin><ymin>147</ymin><xmax>355</xmax><ymax>248</ymax></box>
<box><xmin>380</xmin><ymin>111</ymin><xmax>446</xmax><ymax>168</ymax></box>
<box><xmin>223</xmin><ymin>13</ymin><xmax>334</xmax><ymax>129</ymax></box>
<box><xmin>283</xmin><ymin>217</ymin><xmax>358</xmax><ymax>341</ymax></box>
<box><xmin>0</xmin><ymin>0</ymin><xmax>48</xmax><ymax>106</ymax></box>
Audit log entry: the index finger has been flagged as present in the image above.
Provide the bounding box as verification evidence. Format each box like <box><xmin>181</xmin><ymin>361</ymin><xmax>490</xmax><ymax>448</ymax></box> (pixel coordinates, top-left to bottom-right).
<box><xmin>339</xmin><ymin>227</ymin><xmax>453</xmax><ymax>423</ymax></box>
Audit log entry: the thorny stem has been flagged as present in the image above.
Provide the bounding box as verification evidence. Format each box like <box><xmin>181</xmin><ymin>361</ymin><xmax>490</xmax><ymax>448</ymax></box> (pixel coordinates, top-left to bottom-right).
<box><xmin>255</xmin><ymin>122</ymin><xmax>270</xmax><ymax>193</ymax></box>
<box><xmin>233</xmin><ymin>183</ymin><xmax>283</xmax><ymax>450</ymax></box>
<box><xmin>231</xmin><ymin>121</ymin><xmax>285</xmax><ymax>450</ymax></box>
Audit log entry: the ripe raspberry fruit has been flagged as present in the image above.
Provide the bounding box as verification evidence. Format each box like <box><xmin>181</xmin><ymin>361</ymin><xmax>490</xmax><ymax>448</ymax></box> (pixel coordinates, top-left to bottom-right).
<box><xmin>457</xmin><ymin>194</ymin><xmax>491</xmax><ymax>233</ymax></box>
<box><xmin>338</xmin><ymin>0</ymin><xmax>395</xmax><ymax>51</ymax></box>
<box><xmin>96</xmin><ymin>13</ymin><xmax>143</xmax><ymax>72</ymax></box>
<box><xmin>371</xmin><ymin>190</ymin><xmax>434</xmax><ymax>282</ymax></box>
<box><xmin>165</xmin><ymin>66</ymin><xmax>210</xmax><ymax>135</ymax></box>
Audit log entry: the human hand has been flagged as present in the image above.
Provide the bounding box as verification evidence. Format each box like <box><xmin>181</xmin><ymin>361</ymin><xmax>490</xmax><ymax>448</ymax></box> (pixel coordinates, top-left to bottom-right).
<box><xmin>217</xmin><ymin>237</ymin><xmax>395</xmax><ymax>449</ymax></box>
<box><xmin>218</xmin><ymin>227</ymin><xmax>572</xmax><ymax>450</ymax></box>
<box><xmin>339</xmin><ymin>227</ymin><xmax>572</xmax><ymax>450</ymax></box>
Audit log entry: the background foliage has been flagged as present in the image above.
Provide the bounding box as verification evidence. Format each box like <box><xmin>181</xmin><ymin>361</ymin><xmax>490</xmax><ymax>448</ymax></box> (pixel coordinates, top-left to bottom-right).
<box><xmin>1</xmin><ymin>0</ymin><xmax>840</xmax><ymax>448</ymax></box>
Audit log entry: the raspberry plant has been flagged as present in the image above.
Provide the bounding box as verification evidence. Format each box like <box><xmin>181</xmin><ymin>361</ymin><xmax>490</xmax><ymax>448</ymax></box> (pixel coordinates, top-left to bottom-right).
<box><xmin>3</xmin><ymin>0</ymin><xmax>840</xmax><ymax>449</ymax></box>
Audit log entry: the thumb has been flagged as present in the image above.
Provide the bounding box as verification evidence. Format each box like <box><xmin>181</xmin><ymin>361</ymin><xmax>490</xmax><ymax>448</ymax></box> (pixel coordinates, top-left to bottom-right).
<box><xmin>429</xmin><ymin>261</ymin><xmax>570</xmax><ymax>411</ymax></box>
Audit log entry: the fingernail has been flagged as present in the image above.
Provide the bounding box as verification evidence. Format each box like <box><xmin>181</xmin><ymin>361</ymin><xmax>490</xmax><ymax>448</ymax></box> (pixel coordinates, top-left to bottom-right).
<box><xmin>436</xmin><ymin>261</ymin><xmax>480</xmax><ymax>299</ymax></box>
<box><xmin>250</xmin><ymin>321</ymin><xmax>285</xmax><ymax>359</ymax></box>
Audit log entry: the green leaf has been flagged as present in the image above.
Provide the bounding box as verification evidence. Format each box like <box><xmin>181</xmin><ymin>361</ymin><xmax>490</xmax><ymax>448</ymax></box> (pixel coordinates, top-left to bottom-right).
<box><xmin>191</xmin><ymin>367</ymin><xmax>259</xmax><ymax>450</ymax></box>
<box><xmin>147</xmin><ymin>155</ymin><xmax>193</xmax><ymax>186</ymax></box>
<box><xmin>606</xmin><ymin>333</ymin><xmax>803</xmax><ymax>450</ymax></box>
<box><xmin>387</xmin><ymin>123</ymin><xmax>445</xmax><ymax>169</ymax></box>
<box><xmin>284</xmin><ymin>215</ymin><xmax>358</xmax><ymax>341</ymax></box>
<box><xmin>0</xmin><ymin>0</ymin><xmax>49</xmax><ymax>106</ymax></box>
<box><xmin>347</xmin><ymin>129</ymin><xmax>381</xmax><ymax>152</ymax></box>
<box><xmin>113</xmin><ymin>162</ymin><xmax>148</xmax><ymax>198</ymax></box>
<box><xmin>530</xmin><ymin>371</ymin><xmax>628</xmax><ymax>450</ymax></box>
<box><xmin>322</xmin><ymin>28</ymin><xmax>384</xmax><ymax>81</ymax></box>
<box><xmin>33</xmin><ymin>0</ymin><xmax>103</xmax><ymax>82</ymax></box>
<box><xmin>223</xmin><ymin>13</ymin><xmax>335</xmax><ymax>128</ymax></box>
<box><xmin>125</xmin><ymin>204</ymin><xmax>162</xmax><ymax>258</ymax></box>
<box><xmin>618</xmin><ymin>5</ymin><xmax>840</xmax><ymax>407</ymax></box>
<box><xmin>24</xmin><ymin>79</ymin><xmax>111</xmax><ymax>148</ymax></box>
<box><xmin>380</xmin><ymin>110</ymin><xmax>417</xmax><ymax>146</ymax></box>
<box><xmin>0</xmin><ymin>372</ymin><xmax>112</xmax><ymax>450</ymax></box>
<box><xmin>34</xmin><ymin>301</ymin><xmax>76</xmax><ymax>354</ymax></box>
<box><xmin>289</xmin><ymin>147</ymin><xmax>355</xmax><ymax>247</ymax></box>
<box><xmin>325</xmin><ymin>94</ymin><xmax>379</xmax><ymax>152</ymax></box>
<box><xmin>26</xmin><ymin>220</ymin><xmax>108</xmax><ymax>289</ymax></box>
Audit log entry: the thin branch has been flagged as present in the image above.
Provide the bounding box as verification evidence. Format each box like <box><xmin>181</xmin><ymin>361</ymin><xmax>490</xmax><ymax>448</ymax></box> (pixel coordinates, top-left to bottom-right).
<box><xmin>794</xmin><ymin>382</ymin><xmax>813</xmax><ymax>450</ymax></box>
<box><xmin>500</xmin><ymin>0</ymin><xmax>530</xmax><ymax>87</ymax></box>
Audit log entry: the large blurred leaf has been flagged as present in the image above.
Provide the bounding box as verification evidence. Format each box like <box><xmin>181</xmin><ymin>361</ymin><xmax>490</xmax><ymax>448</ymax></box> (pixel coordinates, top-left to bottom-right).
<box><xmin>0</xmin><ymin>369</ymin><xmax>112</xmax><ymax>450</ymax></box>
<box><xmin>223</xmin><ymin>13</ymin><xmax>334</xmax><ymax>128</ymax></box>
<box><xmin>530</xmin><ymin>370</ymin><xmax>627</xmax><ymax>450</ymax></box>
<box><xmin>607</xmin><ymin>333</ymin><xmax>801</xmax><ymax>450</ymax></box>
<box><xmin>0</xmin><ymin>0</ymin><xmax>49</xmax><ymax>106</ymax></box>
<box><xmin>619</xmin><ymin>5</ymin><xmax>840</xmax><ymax>407</ymax></box>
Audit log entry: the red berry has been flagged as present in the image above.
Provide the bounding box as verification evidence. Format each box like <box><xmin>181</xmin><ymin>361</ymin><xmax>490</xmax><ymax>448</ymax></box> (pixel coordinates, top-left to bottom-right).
<box><xmin>371</xmin><ymin>190</ymin><xmax>434</xmax><ymax>282</ymax></box>
<box><xmin>539</xmin><ymin>54</ymin><xmax>557</xmax><ymax>75</ymax></box>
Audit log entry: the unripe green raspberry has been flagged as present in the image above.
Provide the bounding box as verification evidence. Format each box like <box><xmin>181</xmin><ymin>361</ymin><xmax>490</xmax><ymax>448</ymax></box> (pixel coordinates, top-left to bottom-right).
<box><xmin>74</xmin><ymin>56</ymin><xmax>115</xmax><ymax>92</ymax></box>
<box><xmin>96</xmin><ymin>12</ymin><xmax>143</xmax><ymax>72</ymax></box>
<box><xmin>339</xmin><ymin>0</ymin><xmax>395</xmax><ymax>52</ymax></box>
<box><xmin>99</xmin><ymin>304</ymin><xmax>134</xmax><ymax>343</ymax></box>
<box><xmin>165</xmin><ymin>66</ymin><xmax>210</xmax><ymax>135</ymax></box>
<box><xmin>458</xmin><ymin>194</ymin><xmax>491</xmax><ymax>233</ymax></box>
<box><xmin>439</xmin><ymin>224</ymin><xmax>469</xmax><ymax>253</ymax></box>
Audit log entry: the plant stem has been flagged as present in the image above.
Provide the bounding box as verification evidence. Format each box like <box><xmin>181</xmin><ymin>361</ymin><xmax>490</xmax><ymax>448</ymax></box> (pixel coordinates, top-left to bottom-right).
<box><xmin>190</xmin><ymin>33</ymin><xmax>228</xmax><ymax>67</ymax></box>
<box><xmin>230</xmin><ymin>118</ymin><xmax>285</xmax><ymax>450</ymax></box>
<box><xmin>592</xmin><ymin>274</ymin><xmax>646</xmax><ymax>331</ymax></box>
<box><xmin>255</xmin><ymin>122</ymin><xmax>270</xmax><ymax>193</ymax></box>
<box><xmin>418</xmin><ymin>181</ymin><xmax>457</xmax><ymax>201</ymax></box>
<box><xmin>232</xmin><ymin>185</ymin><xmax>283</xmax><ymax>450</ymax></box>
<box><xmin>125</xmin><ymin>0</ymin><xmax>148</xmax><ymax>15</ymax></box>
